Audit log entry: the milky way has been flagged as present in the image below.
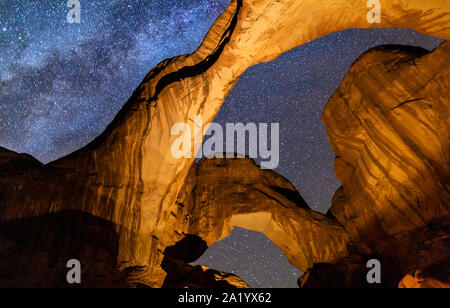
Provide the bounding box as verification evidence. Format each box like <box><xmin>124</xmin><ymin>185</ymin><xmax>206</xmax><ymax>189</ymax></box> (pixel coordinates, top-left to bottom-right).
<box><xmin>0</xmin><ymin>0</ymin><xmax>443</xmax><ymax>288</ymax></box>
<box><xmin>0</xmin><ymin>0</ymin><xmax>229</xmax><ymax>161</ymax></box>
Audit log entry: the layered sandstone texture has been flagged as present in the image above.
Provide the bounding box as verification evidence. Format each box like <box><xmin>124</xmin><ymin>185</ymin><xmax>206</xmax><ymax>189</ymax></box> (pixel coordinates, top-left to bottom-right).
<box><xmin>321</xmin><ymin>43</ymin><xmax>450</xmax><ymax>286</ymax></box>
<box><xmin>0</xmin><ymin>0</ymin><xmax>450</xmax><ymax>287</ymax></box>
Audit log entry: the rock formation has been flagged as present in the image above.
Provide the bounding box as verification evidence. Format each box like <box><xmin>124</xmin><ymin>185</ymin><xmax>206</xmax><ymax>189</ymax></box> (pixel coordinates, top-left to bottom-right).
<box><xmin>182</xmin><ymin>158</ymin><xmax>350</xmax><ymax>273</ymax></box>
<box><xmin>0</xmin><ymin>0</ymin><xmax>449</xmax><ymax>287</ymax></box>
<box><xmin>320</xmin><ymin>43</ymin><xmax>450</xmax><ymax>287</ymax></box>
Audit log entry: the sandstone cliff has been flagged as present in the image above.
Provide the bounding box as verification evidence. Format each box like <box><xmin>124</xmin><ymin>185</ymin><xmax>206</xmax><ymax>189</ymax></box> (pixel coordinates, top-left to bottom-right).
<box><xmin>321</xmin><ymin>43</ymin><xmax>450</xmax><ymax>287</ymax></box>
<box><xmin>0</xmin><ymin>0</ymin><xmax>449</xmax><ymax>288</ymax></box>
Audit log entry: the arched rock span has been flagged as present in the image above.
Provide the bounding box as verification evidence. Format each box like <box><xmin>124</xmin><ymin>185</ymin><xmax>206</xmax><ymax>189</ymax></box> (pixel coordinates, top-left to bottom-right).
<box><xmin>0</xmin><ymin>0</ymin><xmax>449</xmax><ymax>287</ymax></box>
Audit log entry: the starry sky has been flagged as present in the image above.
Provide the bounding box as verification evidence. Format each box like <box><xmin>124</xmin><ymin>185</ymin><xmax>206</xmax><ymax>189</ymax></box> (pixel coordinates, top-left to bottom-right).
<box><xmin>0</xmin><ymin>0</ymin><xmax>443</xmax><ymax>288</ymax></box>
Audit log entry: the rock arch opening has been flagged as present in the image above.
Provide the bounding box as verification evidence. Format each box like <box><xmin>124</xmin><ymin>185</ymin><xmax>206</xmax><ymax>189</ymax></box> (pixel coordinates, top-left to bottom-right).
<box><xmin>191</xmin><ymin>227</ymin><xmax>303</xmax><ymax>288</ymax></box>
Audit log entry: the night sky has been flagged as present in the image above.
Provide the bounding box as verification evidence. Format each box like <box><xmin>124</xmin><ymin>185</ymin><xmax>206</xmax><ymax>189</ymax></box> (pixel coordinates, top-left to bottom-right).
<box><xmin>0</xmin><ymin>0</ymin><xmax>443</xmax><ymax>288</ymax></box>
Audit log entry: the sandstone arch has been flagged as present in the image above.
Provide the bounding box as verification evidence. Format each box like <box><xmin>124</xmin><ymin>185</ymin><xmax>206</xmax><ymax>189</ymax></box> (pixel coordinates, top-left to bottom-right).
<box><xmin>47</xmin><ymin>0</ymin><xmax>450</xmax><ymax>269</ymax></box>
<box><xmin>1</xmin><ymin>0</ymin><xmax>449</xmax><ymax>287</ymax></box>
<box><xmin>182</xmin><ymin>158</ymin><xmax>350</xmax><ymax>273</ymax></box>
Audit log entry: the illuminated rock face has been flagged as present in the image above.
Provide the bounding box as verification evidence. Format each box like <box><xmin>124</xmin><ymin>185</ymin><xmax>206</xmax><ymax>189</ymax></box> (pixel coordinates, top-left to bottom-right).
<box><xmin>325</xmin><ymin>44</ymin><xmax>450</xmax><ymax>248</ymax></box>
<box><xmin>0</xmin><ymin>0</ymin><xmax>449</xmax><ymax>288</ymax></box>
<box><xmin>399</xmin><ymin>268</ymin><xmax>450</xmax><ymax>288</ymax></box>
<box><xmin>320</xmin><ymin>43</ymin><xmax>450</xmax><ymax>286</ymax></box>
